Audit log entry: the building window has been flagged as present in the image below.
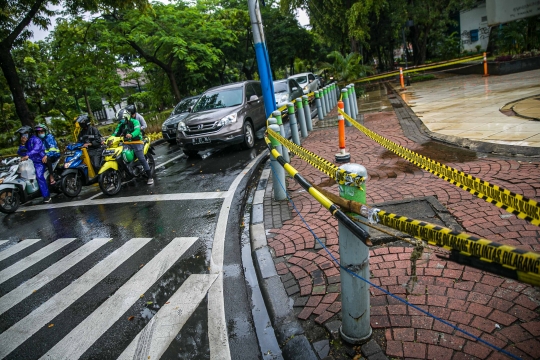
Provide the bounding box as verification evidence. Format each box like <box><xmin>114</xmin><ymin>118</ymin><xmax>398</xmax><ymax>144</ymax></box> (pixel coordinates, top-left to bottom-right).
<box><xmin>481</xmin><ymin>16</ymin><xmax>487</xmax><ymax>22</ymax></box>
<box><xmin>470</xmin><ymin>29</ymin><xmax>479</xmax><ymax>42</ymax></box>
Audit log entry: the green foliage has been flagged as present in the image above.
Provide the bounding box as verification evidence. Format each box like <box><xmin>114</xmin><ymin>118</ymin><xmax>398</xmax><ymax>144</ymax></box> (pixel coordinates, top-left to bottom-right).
<box><xmin>492</xmin><ymin>17</ymin><xmax>540</xmax><ymax>55</ymax></box>
<box><xmin>319</xmin><ymin>51</ymin><xmax>374</xmax><ymax>82</ymax></box>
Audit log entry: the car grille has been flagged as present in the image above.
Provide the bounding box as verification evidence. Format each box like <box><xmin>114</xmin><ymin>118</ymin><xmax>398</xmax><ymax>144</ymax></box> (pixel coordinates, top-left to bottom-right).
<box><xmin>184</xmin><ymin>121</ymin><xmax>222</xmax><ymax>136</ymax></box>
<box><xmin>166</xmin><ymin>123</ymin><xmax>176</xmax><ymax>130</ymax></box>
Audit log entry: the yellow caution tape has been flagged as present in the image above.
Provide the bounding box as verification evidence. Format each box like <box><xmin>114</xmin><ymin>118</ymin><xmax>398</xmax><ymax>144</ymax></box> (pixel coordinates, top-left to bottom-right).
<box><xmin>267</xmin><ymin>127</ymin><xmax>365</xmax><ymax>188</ymax></box>
<box><xmin>353</xmin><ymin>55</ymin><xmax>484</xmax><ymax>84</ymax></box>
<box><xmin>377</xmin><ymin>210</ymin><xmax>540</xmax><ymax>286</ymax></box>
<box><xmin>339</xmin><ymin>108</ymin><xmax>540</xmax><ymax>226</ymax></box>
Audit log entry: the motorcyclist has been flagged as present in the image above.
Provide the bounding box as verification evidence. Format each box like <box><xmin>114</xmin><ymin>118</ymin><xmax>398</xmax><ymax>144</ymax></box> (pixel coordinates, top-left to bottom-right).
<box><xmin>35</xmin><ymin>124</ymin><xmax>60</xmax><ymax>185</ymax></box>
<box><xmin>110</xmin><ymin>109</ymin><xmax>154</xmax><ymax>185</ymax></box>
<box><xmin>76</xmin><ymin>114</ymin><xmax>102</xmax><ymax>170</ymax></box>
<box><xmin>125</xmin><ymin>104</ymin><xmax>147</xmax><ymax>133</ymax></box>
<box><xmin>16</xmin><ymin>126</ymin><xmax>51</xmax><ymax>203</ymax></box>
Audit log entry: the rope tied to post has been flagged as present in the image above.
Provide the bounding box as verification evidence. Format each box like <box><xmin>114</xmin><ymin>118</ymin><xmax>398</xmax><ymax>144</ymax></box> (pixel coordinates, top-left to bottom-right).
<box><xmin>406</xmin><ymin>239</ymin><xmax>426</xmax><ymax>294</ymax></box>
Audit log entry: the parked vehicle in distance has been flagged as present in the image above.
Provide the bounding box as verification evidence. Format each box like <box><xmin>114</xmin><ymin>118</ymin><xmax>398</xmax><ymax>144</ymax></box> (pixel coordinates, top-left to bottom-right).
<box><xmin>289</xmin><ymin>72</ymin><xmax>319</xmax><ymax>94</ymax></box>
<box><xmin>161</xmin><ymin>95</ymin><xmax>200</xmax><ymax>144</ymax></box>
<box><xmin>176</xmin><ymin>81</ymin><xmax>266</xmax><ymax>157</ymax></box>
<box><xmin>273</xmin><ymin>78</ymin><xmax>304</xmax><ymax>111</ymax></box>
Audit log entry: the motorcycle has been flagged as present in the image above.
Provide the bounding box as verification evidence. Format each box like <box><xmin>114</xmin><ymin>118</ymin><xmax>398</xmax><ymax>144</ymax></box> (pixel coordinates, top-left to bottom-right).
<box><xmin>98</xmin><ymin>136</ymin><xmax>155</xmax><ymax>196</ymax></box>
<box><xmin>0</xmin><ymin>157</ymin><xmax>61</xmax><ymax>214</ymax></box>
<box><xmin>60</xmin><ymin>135</ymin><xmax>105</xmax><ymax>197</ymax></box>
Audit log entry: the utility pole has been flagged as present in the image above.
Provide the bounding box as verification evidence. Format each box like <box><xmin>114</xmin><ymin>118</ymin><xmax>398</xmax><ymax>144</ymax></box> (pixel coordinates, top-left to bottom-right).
<box><xmin>247</xmin><ymin>0</ymin><xmax>276</xmax><ymax>118</ymax></box>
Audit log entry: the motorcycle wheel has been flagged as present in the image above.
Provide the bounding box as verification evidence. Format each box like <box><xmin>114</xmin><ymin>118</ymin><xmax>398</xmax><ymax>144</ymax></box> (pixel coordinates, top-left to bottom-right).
<box><xmin>61</xmin><ymin>172</ymin><xmax>82</xmax><ymax>197</ymax></box>
<box><xmin>146</xmin><ymin>153</ymin><xmax>155</xmax><ymax>176</ymax></box>
<box><xmin>99</xmin><ymin>169</ymin><xmax>122</xmax><ymax>196</ymax></box>
<box><xmin>0</xmin><ymin>188</ymin><xmax>20</xmax><ymax>214</ymax></box>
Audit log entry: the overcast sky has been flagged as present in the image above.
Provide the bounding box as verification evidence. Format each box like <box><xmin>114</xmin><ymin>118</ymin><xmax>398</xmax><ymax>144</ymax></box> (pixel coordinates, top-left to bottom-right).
<box><xmin>27</xmin><ymin>3</ymin><xmax>309</xmax><ymax>42</ymax></box>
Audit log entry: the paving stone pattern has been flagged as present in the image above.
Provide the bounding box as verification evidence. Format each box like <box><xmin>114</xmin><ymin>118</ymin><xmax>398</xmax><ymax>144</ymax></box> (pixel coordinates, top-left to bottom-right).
<box><xmin>264</xmin><ymin>101</ymin><xmax>540</xmax><ymax>359</ymax></box>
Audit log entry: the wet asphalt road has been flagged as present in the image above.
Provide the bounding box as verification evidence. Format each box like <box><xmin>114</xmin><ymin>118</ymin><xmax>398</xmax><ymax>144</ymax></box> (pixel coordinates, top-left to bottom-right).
<box><xmin>0</xmin><ymin>139</ymin><xmax>268</xmax><ymax>359</ymax></box>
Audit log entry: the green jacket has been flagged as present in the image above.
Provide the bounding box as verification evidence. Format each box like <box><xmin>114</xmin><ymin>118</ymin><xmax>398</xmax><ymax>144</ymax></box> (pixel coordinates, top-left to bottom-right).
<box><xmin>112</xmin><ymin>118</ymin><xmax>142</xmax><ymax>140</ymax></box>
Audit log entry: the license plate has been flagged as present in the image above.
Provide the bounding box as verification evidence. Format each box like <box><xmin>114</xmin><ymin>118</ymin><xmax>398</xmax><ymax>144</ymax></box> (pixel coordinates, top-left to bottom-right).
<box><xmin>192</xmin><ymin>137</ymin><xmax>211</xmax><ymax>145</ymax></box>
<box><xmin>65</xmin><ymin>151</ymin><xmax>75</xmax><ymax>157</ymax></box>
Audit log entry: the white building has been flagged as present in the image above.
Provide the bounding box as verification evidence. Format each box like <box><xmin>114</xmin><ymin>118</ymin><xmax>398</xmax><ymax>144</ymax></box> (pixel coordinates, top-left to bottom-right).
<box><xmin>460</xmin><ymin>1</ymin><xmax>490</xmax><ymax>52</ymax></box>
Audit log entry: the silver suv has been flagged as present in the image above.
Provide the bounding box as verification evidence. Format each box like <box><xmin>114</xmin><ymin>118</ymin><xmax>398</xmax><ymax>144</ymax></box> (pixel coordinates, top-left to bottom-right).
<box><xmin>176</xmin><ymin>81</ymin><xmax>266</xmax><ymax>157</ymax></box>
<box><xmin>289</xmin><ymin>72</ymin><xmax>319</xmax><ymax>95</ymax></box>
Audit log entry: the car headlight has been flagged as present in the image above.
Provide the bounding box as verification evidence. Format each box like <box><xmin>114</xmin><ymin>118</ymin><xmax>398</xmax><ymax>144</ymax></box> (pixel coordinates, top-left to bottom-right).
<box><xmin>162</xmin><ymin>124</ymin><xmax>167</xmax><ymax>131</ymax></box>
<box><xmin>178</xmin><ymin>121</ymin><xmax>187</xmax><ymax>131</ymax></box>
<box><xmin>303</xmin><ymin>86</ymin><xmax>308</xmax><ymax>91</ymax></box>
<box><xmin>217</xmin><ymin>113</ymin><xmax>237</xmax><ymax>127</ymax></box>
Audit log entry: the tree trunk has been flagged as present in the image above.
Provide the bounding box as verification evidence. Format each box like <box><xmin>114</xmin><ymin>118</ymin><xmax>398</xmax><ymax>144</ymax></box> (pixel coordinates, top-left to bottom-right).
<box><xmin>166</xmin><ymin>70</ymin><xmax>181</xmax><ymax>101</ymax></box>
<box><xmin>350</xmin><ymin>37</ymin><xmax>358</xmax><ymax>53</ymax></box>
<box><xmin>83</xmin><ymin>89</ymin><xmax>94</xmax><ymax>119</ymax></box>
<box><xmin>0</xmin><ymin>43</ymin><xmax>34</xmax><ymax>126</ymax></box>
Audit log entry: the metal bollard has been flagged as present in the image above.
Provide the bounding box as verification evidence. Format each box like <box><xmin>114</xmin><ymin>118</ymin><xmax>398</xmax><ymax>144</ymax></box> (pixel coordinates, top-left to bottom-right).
<box><xmin>347</xmin><ymin>85</ymin><xmax>356</xmax><ymax>120</ymax></box>
<box><xmin>302</xmin><ymin>95</ymin><xmax>313</xmax><ymax>131</ymax></box>
<box><xmin>273</xmin><ymin>110</ymin><xmax>289</xmax><ymax>163</ymax></box>
<box><xmin>315</xmin><ymin>91</ymin><xmax>324</xmax><ymax>121</ymax></box>
<box><xmin>331</xmin><ymin>83</ymin><xmax>337</xmax><ymax>107</ymax></box>
<box><xmin>320</xmin><ymin>88</ymin><xmax>328</xmax><ymax>117</ymax></box>
<box><xmin>338</xmin><ymin>163</ymin><xmax>371</xmax><ymax>344</ymax></box>
<box><xmin>335</xmin><ymin>100</ymin><xmax>350</xmax><ymax>163</ymax></box>
<box><xmin>323</xmin><ymin>86</ymin><xmax>330</xmax><ymax>116</ymax></box>
<box><xmin>341</xmin><ymin>88</ymin><xmax>352</xmax><ymax>127</ymax></box>
<box><xmin>349</xmin><ymin>83</ymin><xmax>358</xmax><ymax>118</ymax></box>
<box><xmin>287</xmin><ymin>102</ymin><xmax>301</xmax><ymax>145</ymax></box>
<box><xmin>328</xmin><ymin>83</ymin><xmax>334</xmax><ymax>108</ymax></box>
<box><xmin>295</xmin><ymin>97</ymin><xmax>308</xmax><ymax>138</ymax></box>
<box><xmin>268</xmin><ymin>122</ymin><xmax>287</xmax><ymax>201</ymax></box>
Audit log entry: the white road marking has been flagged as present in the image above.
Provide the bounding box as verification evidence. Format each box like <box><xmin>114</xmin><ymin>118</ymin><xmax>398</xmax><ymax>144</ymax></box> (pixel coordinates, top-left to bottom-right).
<box><xmin>208</xmin><ymin>151</ymin><xmax>266</xmax><ymax>360</ymax></box>
<box><xmin>155</xmin><ymin>154</ymin><xmax>184</xmax><ymax>169</ymax></box>
<box><xmin>0</xmin><ymin>239</ymin><xmax>40</xmax><ymax>261</ymax></box>
<box><xmin>0</xmin><ymin>238</ymin><xmax>76</xmax><ymax>285</ymax></box>
<box><xmin>0</xmin><ymin>238</ymin><xmax>111</xmax><ymax>316</ymax></box>
<box><xmin>0</xmin><ymin>240</ymin><xmax>8</xmax><ymax>247</ymax></box>
<box><xmin>117</xmin><ymin>273</ymin><xmax>217</xmax><ymax>360</ymax></box>
<box><xmin>20</xmin><ymin>191</ymin><xmax>227</xmax><ymax>212</ymax></box>
<box><xmin>0</xmin><ymin>238</ymin><xmax>151</xmax><ymax>359</ymax></box>
<box><xmin>41</xmin><ymin>237</ymin><xmax>198</xmax><ymax>360</ymax></box>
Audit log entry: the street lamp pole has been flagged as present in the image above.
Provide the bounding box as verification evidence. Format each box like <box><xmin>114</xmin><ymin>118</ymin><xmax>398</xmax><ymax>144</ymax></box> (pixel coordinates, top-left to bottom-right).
<box><xmin>402</xmin><ymin>20</ymin><xmax>414</xmax><ymax>86</ymax></box>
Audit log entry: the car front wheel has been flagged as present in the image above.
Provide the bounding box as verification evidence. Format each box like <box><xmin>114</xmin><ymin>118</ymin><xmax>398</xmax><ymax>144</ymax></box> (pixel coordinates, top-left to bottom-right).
<box><xmin>242</xmin><ymin>121</ymin><xmax>254</xmax><ymax>149</ymax></box>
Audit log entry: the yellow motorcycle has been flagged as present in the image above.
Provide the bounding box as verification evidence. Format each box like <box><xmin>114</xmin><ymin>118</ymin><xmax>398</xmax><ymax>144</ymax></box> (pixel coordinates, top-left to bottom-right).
<box><xmin>98</xmin><ymin>136</ymin><xmax>155</xmax><ymax>196</ymax></box>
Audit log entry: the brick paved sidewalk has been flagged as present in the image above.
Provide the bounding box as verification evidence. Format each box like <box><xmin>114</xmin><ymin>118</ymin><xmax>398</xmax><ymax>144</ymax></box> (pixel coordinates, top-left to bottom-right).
<box><xmin>259</xmin><ymin>104</ymin><xmax>540</xmax><ymax>359</ymax></box>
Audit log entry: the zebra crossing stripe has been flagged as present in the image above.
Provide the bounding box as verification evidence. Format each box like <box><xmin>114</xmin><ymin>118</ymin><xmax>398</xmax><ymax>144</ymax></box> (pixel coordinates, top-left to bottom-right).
<box><xmin>118</xmin><ymin>274</ymin><xmax>218</xmax><ymax>360</ymax></box>
<box><xmin>41</xmin><ymin>237</ymin><xmax>198</xmax><ymax>360</ymax></box>
<box><xmin>0</xmin><ymin>238</ymin><xmax>111</xmax><ymax>316</ymax></box>
<box><xmin>0</xmin><ymin>240</ymin><xmax>8</xmax><ymax>247</ymax></box>
<box><xmin>0</xmin><ymin>238</ymin><xmax>152</xmax><ymax>359</ymax></box>
<box><xmin>0</xmin><ymin>239</ymin><xmax>40</xmax><ymax>262</ymax></box>
<box><xmin>0</xmin><ymin>238</ymin><xmax>77</xmax><ymax>285</ymax></box>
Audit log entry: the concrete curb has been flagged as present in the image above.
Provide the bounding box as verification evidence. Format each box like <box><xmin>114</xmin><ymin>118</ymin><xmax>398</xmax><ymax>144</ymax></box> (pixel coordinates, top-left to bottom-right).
<box><xmin>250</xmin><ymin>165</ymin><xmax>318</xmax><ymax>360</ymax></box>
<box><xmin>386</xmin><ymin>84</ymin><xmax>540</xmax><ymax>157</ymax></box>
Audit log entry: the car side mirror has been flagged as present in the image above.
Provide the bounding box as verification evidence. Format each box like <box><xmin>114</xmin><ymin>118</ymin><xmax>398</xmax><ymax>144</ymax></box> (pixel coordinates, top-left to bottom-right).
<box><xmin>292</xmin><ymin>87</ymin><xmax>298</xmax><ymax>91</ymax></box>
<box><xmin>248</xmin><ymin>95</ymin><xmax>259</xmax><ymax>102</ymax></box>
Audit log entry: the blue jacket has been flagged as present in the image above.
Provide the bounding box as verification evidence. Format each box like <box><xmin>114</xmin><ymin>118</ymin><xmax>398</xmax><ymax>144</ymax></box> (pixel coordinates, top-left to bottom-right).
<box><xmin>40</xmin><ymin>133</ymin><xmax>60</xmax><ymax>158</ymax></box>
<box><xmin>17</xmin><ymin>135</ymin><xmax>46</xmax><ymax>163</ymax></box>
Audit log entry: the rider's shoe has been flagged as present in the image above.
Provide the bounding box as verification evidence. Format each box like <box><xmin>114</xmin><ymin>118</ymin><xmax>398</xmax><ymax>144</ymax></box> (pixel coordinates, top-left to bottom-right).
<box><xmin>147</xmin><ymin>178</ymin><xmax>154</xmax><ymax>185</ymax></box>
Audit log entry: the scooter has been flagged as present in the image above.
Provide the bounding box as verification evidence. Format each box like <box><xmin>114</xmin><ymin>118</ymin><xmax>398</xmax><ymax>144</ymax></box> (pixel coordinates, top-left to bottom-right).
<box><xmin>0</xmin><ymin>157</ymin><xmax>61</xmax><ymax>213</ymax></box>
<box><xmin>60</xmin><ymin>135</ymin><xmax>105</xmax><ymax>197</ymax></box>
<box><xmin>98</xmin><ymin>136</ymin><xmax>155</xmax><ymax>196</ymax></box>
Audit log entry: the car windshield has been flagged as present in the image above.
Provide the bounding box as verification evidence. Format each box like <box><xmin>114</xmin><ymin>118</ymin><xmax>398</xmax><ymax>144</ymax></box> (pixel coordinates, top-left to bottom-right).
<box><xmin>273</xmin><ymin>81</ymin><xmax>288</xmax><ymax>93</ymax></box>
<box><xmin>193</xmin><ymin>88</ymin><xmax>243</xmax><ymax>112</ymax></box>
<box><xmin>172</xmin><ymin>97</ymin><xmax>199</xmax><ymax>115</ymax></box>
<box><xmin>292</xmin><ymin>75</ymin><xmax>308</xmax><ymax>85</ymax></box>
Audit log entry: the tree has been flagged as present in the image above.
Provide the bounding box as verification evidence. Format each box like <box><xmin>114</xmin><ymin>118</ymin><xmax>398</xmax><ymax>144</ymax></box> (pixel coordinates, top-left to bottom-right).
<box><xmin>0</xmin><ymin>0</ymin><xmax>148</xmax><ymax>126</ymax></box>
<box><xmin>106</xmin><ymin>1</ymin><xmax>238</xmax><ymax>102</ymax></box>
<box><xmin>319</xmin><ymin>51</ymin><xmax>373</xmax><ymax>81</ymax></box>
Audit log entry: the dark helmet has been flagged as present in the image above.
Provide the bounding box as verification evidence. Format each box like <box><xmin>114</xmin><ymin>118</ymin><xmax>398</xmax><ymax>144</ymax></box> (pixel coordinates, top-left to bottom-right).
<box><xmin>34</xmin><ymin>123</ymin><xmax>48</xmax><ymax>134</ymax></box>
<box><xmin>15</xmin><ymin>125</ymin><xmax>34</xmax><ymax>136</ymax></box>
<box><xmin>76</xmin><ymin>114</ymin><xmax>91</xmax><ymax>127</ymax></box>
<box><xmin>116</xmin><ymin>108</ymin><xmax>130</xmax><ymax>122</ymax></box>
<box><xmin>125</xmin><ymin>104</ymin><xmax>137</xmax><ymax>115</ymax></box>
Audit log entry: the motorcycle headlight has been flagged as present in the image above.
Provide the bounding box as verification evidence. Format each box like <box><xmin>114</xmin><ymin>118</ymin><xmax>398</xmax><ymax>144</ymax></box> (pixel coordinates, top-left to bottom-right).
<box><xmin>178</xmin><ymin>121</ymin><xmax>187</xmax><ymax>131</ymax></box>
<box><xmin>217</xmin><ymin>113</ymin><xmax>237</xmax><ymax>127</ymax></box>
